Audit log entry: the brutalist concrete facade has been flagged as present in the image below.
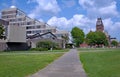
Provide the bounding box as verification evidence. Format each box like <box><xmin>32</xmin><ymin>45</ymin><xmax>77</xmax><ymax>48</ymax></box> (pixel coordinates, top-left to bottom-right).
<box><xmin>0</xmin><ymin>6</ymin><xmax>69</xmax><ymax>51</ymax></box>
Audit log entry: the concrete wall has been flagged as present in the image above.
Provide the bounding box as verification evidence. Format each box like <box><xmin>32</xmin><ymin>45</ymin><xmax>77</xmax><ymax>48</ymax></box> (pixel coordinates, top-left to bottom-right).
<box><xmin>0</xmin><ymin>40</ymin><xmax>7</xmax><ymax>51</ymax></box>
<box><xmin>8</xmin><ymin>25</ymin><xmax>26</xmax><ymax>42</ymax></box>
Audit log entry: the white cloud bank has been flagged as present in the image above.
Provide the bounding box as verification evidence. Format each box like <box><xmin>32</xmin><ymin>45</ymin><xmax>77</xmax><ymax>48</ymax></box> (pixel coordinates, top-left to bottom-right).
<box><xmin>28</xmin><ymin>0</ymin><xmax>61</xmax><ymax>18</ymax></box>
<box><xmin>79</xmin><ymin>0</ymin><xmax>119</xmax><ymax>18</ymax></box>
<box><xmin>47</xmin><ymin>14</ymin><xmax>96</xmax><ymax>34</ymax></box>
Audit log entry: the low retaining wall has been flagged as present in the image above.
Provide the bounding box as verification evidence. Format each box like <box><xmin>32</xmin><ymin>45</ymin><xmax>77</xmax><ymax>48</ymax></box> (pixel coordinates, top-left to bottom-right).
<box><xmin>0</xmin><ymin>42</ymin><xmax>7</xmax><ymax>51</ymax></box>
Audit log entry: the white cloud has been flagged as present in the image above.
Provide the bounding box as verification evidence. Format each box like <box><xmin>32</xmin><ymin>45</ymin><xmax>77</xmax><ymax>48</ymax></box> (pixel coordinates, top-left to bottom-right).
<box><xmin>103</xmin><ymin>18</ymin><xmax>113</xmax><ymax>30</ymax></box>
<box><xmin>47</xmin><ymin>16</ymin><xmax>68</xmax><ymax>29</ymax></box>
<box><xmin>28</xmin><ymin>0</ymin><xmax>61</xmax><ymax>18</ymax></box>
<box><xmin>47</xmin><ymin>14</ymin><xmax>96</xmax><ymax>34</ymax></box>
<box><xmin>99</xmin><ymin>2</ymin><xmax>118</xmax><ymax>17</ymax></box>
<box><xmin>103</xmin><ymin>18</ymin><xmax>120</xmax><ymax>31</ymax></box>
<box><xmin>103</xmin><ymin>18</ymin><xmax>120</xmax><ymax>40</ymax></box>
<box><xmin>79</xmin><ymin>0</ymin><xmax>119</xmax><ymax>18</ymax></box>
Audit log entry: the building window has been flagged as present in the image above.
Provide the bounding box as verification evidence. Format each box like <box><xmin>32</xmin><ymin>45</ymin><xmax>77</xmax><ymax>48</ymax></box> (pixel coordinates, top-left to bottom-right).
<box><xmin>27</xmin><ymin>22</ymin><xmax>31</xmax><ymax>25</ymax></box>
<box><xmin>2</xmin><ymin>10</ymin><xmax>17</xmax><ymax>15</ymax></box>
<box><xmin>26</xmin><ymin>26</ymin><xmax>36</xmax><ymax>29</ymax></box>
<box><xmin>27</xmin><ymin>31</ymin><xmax>31</xmax><ymax>34</ymax></box>
<box><xmin>36</xmin><ymin>25</ymin><xmax>41</xmax><ymax>28</ymax></box>
<box><xmin>47</xmin><ymin>29</ymin><xmax>51</xmax><ymax>32</ymax></box>
<box><xmin>18</xmin><ymin>18</ymin><xmax>22</xmax><ymax>21</ymax></box>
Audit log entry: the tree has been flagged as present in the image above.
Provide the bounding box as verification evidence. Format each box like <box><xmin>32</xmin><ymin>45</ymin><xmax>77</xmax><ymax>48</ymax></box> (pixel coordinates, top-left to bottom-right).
<box><xmin>71</xmin><ymin>27</ymin><xmax>85</xmax><ymax>47</ymax></box>
<box><xmin>0</xmin><ymin>24</ymin><xmax>5</xmax><ymax>39</ymax></box>
<box><xmin>111</xmin><ymin>40</ymin><xmax>118</xmax><ymax>47</ymax></box>
<box><xmin>94</xmin><ymin>31</ymin><xmax>108</xmax><ymax>46</ymax></box>
<box><xmin>86</xmin><ymin>31</ymin><xmax>108</xmax><ymax>47</ymax></box>
<box><xmin>86</xmin><ymin>31</ymin><xmax>96</xmax><ymax>46</ymax></box>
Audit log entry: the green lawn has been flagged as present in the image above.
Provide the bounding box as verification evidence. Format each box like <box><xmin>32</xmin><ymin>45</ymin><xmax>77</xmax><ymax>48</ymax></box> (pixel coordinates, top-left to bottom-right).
<box><xmin>0</xmin><ymin>49</ymin><xmax>69</xmax><ymax>53</ymax></box>
<box><xmin>0</xmin><ymin>52</ymin><xmax>63</xmax><ymax>77</ymax></box>
<box><xmin>79</xmin><ymin>48</ymin><xmax>120</xmax><ymax>77</ymax></box>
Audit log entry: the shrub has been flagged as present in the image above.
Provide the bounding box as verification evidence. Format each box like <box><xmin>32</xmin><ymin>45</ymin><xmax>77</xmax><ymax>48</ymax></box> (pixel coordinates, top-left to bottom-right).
<box><xmin>30</xmin><ymin>48</ymin><xmax>48</xmax><ymax>51</ymax></box>
<box><xmin>36</xmin><ymin>41</ymin><xmax>60</xmax><ymax>50</ymax></box>
<box><xmin>54</xmin><ymin>47</ymin><xmax>62</xmax><ymax>50</ymax></box>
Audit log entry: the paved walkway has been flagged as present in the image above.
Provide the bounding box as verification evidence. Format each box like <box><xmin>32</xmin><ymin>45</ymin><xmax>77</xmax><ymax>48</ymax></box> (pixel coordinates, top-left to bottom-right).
<box><xmin>30</xmin><ymin>49</ymin><xmax>87</xmax><ymax>77</ymax></box>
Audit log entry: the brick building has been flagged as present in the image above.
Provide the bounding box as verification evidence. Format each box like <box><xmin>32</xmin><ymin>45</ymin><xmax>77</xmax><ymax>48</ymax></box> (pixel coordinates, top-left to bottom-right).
<box><xmin>96</xmin><ymin>18</ymin><xmax>104</xmax><ymax>32</ymax></box>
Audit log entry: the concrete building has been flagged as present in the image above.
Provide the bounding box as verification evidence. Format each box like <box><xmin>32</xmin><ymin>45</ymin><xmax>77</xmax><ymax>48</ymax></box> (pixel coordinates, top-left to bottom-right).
<box><xmin>0</xmin><ymin>6</ymin><xmax>69</xmax><ymax>51</ymax></box>
<box><xmin>8</xmin><ymin>25</ymin><xmax>26</xmax><ymax>42</ymax></box>
<box><xmin>1</xmin><ymin>6</ymin><xmax>68</xmax><ymax>39</ymax></box>
<box><xmin>0</xmin><ymin>22</ymin><xmax>27</xmax><ymax>51</ymax></box>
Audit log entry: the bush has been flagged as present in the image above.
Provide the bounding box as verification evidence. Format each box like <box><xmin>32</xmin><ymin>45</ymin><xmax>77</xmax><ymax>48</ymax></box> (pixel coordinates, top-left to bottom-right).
<box><xmin>30</xmin><ymin>48</ymin><xmax>48</xmax><ymax>51</ymax></box>
<box><xmin>36</xmin><ymin>41</ymin><xmax>60</xmax><ymax>50</ymax></box>
<box><xmin>53</xmin><ymin>47</ymin><xmax>62</xmax><ymax>50</ymax></box>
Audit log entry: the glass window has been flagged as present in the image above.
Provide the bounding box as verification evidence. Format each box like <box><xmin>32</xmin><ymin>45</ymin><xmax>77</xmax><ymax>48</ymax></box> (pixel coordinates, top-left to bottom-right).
<box><xmin>27</xmin><ymin>31</ymin><xmax>31</xmax><ymax>34</ymax></box>
<box><xmin>27</xmin><ymin>22</ymin><xmax>31</xmax><ymax>25</ymax></box>
<box><xmin>36</xmin><ymin>25</ymin><xmax>40</xmax><ymax>28</ymax></box>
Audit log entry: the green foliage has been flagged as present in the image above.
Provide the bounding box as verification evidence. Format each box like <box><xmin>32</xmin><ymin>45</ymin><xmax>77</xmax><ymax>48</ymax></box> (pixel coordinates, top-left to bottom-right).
<box><xmin>86</xmin><ymin>31</ymin><xmax>96</xmax><ymax>46</ymax></box>
<box><xmin>111</xmin><ymin>40</ymin><xmax>118</xmax><ymax>47</ymax></box>
<box><xmin>71</xmin><ymin>27</ymin><xmax>85</xmax><ymax>47</ymax></box>
<box><xmin>86</xmin><ymin>31</ymin><xmax>108</xmax><ymax>47</ymax></box>
<box><xmin>30</xmin><ymin>48</ymin><xmax>48</xmax><ymax>51</ymax></box>
<box><xmin>0</xmin><ymin>24</ymin><xmax>4</xmax><ymax>38</ymax></box>
<box><xmin>36</xmin><ymin>41</ymin><xmax>59</xmax><ymax>50</ymax></box>
<box><xmin>80</xmin><ymin>48</ymin><xmax>120</xmax><ymax>77</ymax></box>
<box><xmin>0</xmin><ymin>53</ymin><xmax>63</xmax><ymax>77</ymax></box>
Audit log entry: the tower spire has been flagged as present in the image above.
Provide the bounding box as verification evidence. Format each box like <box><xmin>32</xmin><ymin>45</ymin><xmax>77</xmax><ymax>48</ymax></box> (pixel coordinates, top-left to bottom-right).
<box><xmin>96</xmin><ymin>18</ymin><xmax>104</xmax><ymax>32</ymax></box>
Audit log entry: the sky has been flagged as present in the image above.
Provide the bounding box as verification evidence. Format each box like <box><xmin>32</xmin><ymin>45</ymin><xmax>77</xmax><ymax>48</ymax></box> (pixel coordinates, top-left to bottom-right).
<box><xmin>0</xmin><ymin>0</ymin><xmax>120</xmax><ymax>41</ymax></box>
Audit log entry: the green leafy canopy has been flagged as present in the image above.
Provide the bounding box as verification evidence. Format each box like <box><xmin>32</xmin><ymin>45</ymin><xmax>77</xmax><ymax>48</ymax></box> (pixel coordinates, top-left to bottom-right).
<box><xmin>71</xmin><ymin>27</ymin><xmax>85</xmax><ymax>47</ymax></box>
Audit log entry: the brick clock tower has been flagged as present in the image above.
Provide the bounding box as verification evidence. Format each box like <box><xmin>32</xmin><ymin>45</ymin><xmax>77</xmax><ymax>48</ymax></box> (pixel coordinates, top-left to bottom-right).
<box><xmin>96</xmin><ymin>18</ymin><xmax>104</xmax><ymax>32</ymax></box>
<box><xmin>96</xmin><ymin>18</ymin><xmax>111</xmax><ymax>46</ymax></box>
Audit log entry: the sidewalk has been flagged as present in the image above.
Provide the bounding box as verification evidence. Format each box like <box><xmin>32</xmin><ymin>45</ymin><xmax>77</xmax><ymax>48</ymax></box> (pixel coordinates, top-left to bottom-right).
<box><xmin>30</xmin><ymin>49</ymin><xmax>87</xmax><ymax>77</ymax></box>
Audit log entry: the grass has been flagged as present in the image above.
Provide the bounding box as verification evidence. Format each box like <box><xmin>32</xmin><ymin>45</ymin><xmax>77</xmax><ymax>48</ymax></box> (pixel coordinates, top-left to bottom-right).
<box><xmin>0</xmin><ymin>49</ymin><xmax>69</xmax><ymax>53</ymax></box>
<box><xmin>0</xmin><ymin>52</ymin><xmax>63</xmax><ymax>77</ymax></box>
<box><xmin>78</xmin><ymin>48</ymin><xmax>120</xmax><ymax>52</ymax></box>
<box><xmin>79</xmin><ymin>48</ymin><xmax>120</xmax><ymax>77</ymax></box>
<box><xmin>48</xmin><ymin>49</ymin><xmax>69</xmax><ymax>52</ymax></box>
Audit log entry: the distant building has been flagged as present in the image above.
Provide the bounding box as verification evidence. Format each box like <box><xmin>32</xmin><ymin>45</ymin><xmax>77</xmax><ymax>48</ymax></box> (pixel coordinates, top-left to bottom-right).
<box><xmin>95</xmin><ymin>18</ymin><xmax>118</xmax><ymax>47</ymax></box>
<box><xmin>96</xmin><ymin>18</ymin><xmax>104</xmax><ymax>32</ymax></box>
<box><xmin>80</xmin><ymin>43</ymin><xmax>88</xmax><ymax>48</ymax></box>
